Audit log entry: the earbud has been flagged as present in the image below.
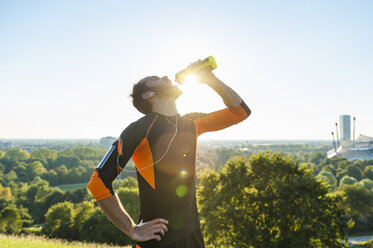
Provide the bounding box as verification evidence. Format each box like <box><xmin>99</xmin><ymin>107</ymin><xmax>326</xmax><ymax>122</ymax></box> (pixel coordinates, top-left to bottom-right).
<box><xmin>149</xmin><ymin>92</ymin><xmax>164</xmax><ymax>98</ymax></box>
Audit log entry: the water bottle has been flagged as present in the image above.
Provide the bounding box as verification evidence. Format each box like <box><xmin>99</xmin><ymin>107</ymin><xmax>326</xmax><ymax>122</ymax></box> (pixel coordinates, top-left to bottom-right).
<box><xmin>175</xmin><ymin>56</ymin><xmax>217</xmax><ymax>84</ymax></box>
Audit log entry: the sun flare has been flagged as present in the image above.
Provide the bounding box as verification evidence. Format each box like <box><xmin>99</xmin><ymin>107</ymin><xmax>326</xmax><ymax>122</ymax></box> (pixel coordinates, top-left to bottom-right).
<box><xmin>183</xmin><ymin>74</ymin><xmax>199</xmax><ymax>85</ymax></box>
<box><xmin>175</xmin><ymin>74</ymin><xmax>223</xmax><ymax>115</ymax></box>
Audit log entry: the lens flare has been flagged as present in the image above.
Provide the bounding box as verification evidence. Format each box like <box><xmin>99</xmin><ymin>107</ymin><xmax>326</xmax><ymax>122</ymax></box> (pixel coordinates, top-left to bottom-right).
<box><xmin>176</xmin><ymin>185</ymin><xmax>188</xmax><ymax>198</ymax></box>
<box><xmin>180</xmin><ymin>169</ymin><xmax>187</xmax><ymax>177</ymax></box>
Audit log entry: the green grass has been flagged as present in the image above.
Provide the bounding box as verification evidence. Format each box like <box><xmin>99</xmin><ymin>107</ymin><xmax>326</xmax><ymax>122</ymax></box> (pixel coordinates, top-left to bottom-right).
<box><xmin>0</xmin><ymin>234</ymin><xmax>131</xmax><ymax>248</ymax></box>
<box><xmin>56</xmin><ymin>183</ymin><xmax>88</xmax><ymax>192</ymax></box>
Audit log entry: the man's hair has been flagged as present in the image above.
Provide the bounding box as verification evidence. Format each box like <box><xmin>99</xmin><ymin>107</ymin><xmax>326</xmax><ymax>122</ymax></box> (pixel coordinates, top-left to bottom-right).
<box><xmin>130</xmin><ymin>76</ymin><xmax>153</xmax><ymax>114</ymax></box>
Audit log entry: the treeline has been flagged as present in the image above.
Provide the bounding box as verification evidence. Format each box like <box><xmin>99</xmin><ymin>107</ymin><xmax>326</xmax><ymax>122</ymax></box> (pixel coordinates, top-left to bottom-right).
<box><xmin>197</xmin><ymin>144</ymin><xmax>328</xmax><ymax>171</ymax></box>
<box><xmin>313</xmin><ymin>156</ymin><xmax>373</xmax><ymax>234</ymax></box>
<box><xmin>0</xmin><ymin>144</ymin><xmax>327</xmax><ymax>187</ymax></box>
<box><xmin>1</xmin><ymin>145</ymin><xmax>373</xmax><ymax>247</ymax></box>
<box><xmin>0</xmin><ymin>175</ymin><xmax>139</xmax><ymax>245</ymax></box>
<box><xmin>0</xmin><ymin>148</ymin><xmax>103</xmax><ymax>186</ymax></box>
<box><xmin>0</xmin><ymin>147</ymin><xmax>137</xmax><ymax>187</ymax></box>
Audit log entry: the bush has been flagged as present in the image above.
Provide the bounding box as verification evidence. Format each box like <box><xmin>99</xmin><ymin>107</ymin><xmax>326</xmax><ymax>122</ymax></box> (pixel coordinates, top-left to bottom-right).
<box><xmin>340</xmin><ymin>175</ymin><xmax>358</xmax><ymax>186</ymax></box>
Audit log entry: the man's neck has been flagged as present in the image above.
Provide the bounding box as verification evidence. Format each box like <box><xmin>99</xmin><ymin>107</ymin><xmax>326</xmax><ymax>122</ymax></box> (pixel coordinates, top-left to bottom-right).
<box><xmin>152</xmin><ymin>100</ymin><xmax>178</xmax><ymax>116</ymax></box>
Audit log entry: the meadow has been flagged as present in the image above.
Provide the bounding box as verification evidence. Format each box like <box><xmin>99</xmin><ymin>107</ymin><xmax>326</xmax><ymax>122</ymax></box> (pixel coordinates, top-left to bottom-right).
<box><xmin>55</xmin><ymin>183</ymin><xmax>88</xmax><ymax>192</ymax></box>
<box><xmin>0</xmin><ymin>234</ymin><xmax>131</xmax><ymax>248</ymax></box>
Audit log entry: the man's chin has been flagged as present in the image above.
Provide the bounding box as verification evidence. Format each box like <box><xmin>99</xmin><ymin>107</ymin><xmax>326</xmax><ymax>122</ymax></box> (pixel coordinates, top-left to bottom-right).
<box><xmin>173</xmin><ymin>88</ymin><xmax>183</xmax><ymax>99</ymax></box>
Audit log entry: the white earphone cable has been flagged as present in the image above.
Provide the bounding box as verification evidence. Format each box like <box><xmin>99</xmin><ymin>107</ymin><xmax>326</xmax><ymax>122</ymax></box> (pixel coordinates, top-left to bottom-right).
<box><xmin>119</xmin><ymin>96</ymin><xmax>178</xmax><ymax>173</ymax></box>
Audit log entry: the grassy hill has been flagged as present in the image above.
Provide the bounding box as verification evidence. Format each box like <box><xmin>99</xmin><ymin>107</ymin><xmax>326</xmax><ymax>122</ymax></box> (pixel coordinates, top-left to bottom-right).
<box><xmin>55</xmin><ymin>183</ymin><xmax>88</xmax><ymax>192</ymax></box>
<box><xmin>0</xmin><ymin>234</ymin><xmax>131</xmax><ymax>248</ymax></box>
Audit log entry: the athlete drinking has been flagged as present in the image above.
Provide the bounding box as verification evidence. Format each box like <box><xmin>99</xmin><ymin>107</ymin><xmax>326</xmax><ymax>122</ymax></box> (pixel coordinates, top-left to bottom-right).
<box><xmin>88</xmin><ymin>62</ymin><xmax>251</xmax><ymax>248</ymax></box>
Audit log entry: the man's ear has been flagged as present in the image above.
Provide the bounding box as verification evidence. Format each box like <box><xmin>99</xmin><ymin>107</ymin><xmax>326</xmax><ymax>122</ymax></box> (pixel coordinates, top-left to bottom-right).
<box><xmin>142</xmin><ymin>91</ymin><xmax>155</xmax><ymax>99</ymax></box>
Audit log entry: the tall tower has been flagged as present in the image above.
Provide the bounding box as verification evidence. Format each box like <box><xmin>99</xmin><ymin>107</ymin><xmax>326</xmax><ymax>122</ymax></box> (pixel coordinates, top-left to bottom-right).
<box><xmin>340</xmin><ymin>115</ymin><xmax>351</xmax><ymax>141</ymax></box>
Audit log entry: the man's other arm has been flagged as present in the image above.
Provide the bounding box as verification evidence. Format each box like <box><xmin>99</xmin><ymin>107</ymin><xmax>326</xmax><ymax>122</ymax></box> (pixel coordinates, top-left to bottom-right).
<box><xmin>88</xmin><ymin>120</ymin><xmax>168</xmax><ymax>242</ymax></box>
<box><xmin>96</xmin><ymin>194</ymin><xmax>168</xmax><ymax>242</ymax></box>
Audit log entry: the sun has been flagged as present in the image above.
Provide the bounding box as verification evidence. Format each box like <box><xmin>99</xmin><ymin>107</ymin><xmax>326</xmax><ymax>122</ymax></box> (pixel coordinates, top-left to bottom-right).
<box><xmin>182</xmin><ymin>74</ymin><xmax>199</xmax><ymax>85</ymax></box>
<box><xmin>175</xmin><ymin>74</ymin><xmax>223</xmax><ymax>115</ymax></box>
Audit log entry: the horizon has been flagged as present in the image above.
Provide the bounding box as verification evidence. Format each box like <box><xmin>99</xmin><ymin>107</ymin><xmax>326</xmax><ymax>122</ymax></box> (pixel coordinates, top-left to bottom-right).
<box><xmin>0</xmin><ymin>137</ymin><xmax>333</xmax><ymax>147</ymax></box>
<box><xmin>1</xmin><ymin>1</ymin><xmax>372</xmax><ymax>140</ymax></box>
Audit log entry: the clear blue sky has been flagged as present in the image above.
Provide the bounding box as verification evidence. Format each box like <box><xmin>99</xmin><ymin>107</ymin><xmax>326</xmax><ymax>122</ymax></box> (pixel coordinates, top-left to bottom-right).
<box><xmin>1</xmin><ymin>0</ymin><xmax>372</xmax><ymax>140</ymax></box>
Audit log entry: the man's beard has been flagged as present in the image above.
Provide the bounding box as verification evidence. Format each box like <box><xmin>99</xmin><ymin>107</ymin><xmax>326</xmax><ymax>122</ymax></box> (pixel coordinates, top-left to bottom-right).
<box><xmin>151</xmin><ymin>85</ymin><xmax>183</xmax><ymax>100</ymax></box>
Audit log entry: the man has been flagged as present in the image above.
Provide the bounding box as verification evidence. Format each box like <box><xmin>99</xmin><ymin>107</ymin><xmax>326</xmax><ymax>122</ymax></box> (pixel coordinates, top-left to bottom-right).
<box><xmin>87</xmin><ymin>62</ymin><xmax>251</xmax><ymax>248</ymax></box>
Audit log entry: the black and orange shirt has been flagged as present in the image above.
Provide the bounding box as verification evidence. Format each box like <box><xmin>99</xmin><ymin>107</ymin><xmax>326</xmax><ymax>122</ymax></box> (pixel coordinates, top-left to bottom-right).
<box><xmin>88</xmin><ymin>101</ymin><xmax>250</xmax><ymax>247</ymax></box>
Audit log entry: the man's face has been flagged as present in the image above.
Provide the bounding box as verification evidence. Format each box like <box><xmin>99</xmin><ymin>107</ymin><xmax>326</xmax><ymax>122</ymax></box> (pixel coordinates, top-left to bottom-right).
<box><xmin>146</xmin><ymin>76</ymin><xmax>172</xmax><ymax>87</ymax></box>
<box><xmin>146</xmin><ymin>76</ymin><xmax>182</xmax><ymax>100</ymax></box>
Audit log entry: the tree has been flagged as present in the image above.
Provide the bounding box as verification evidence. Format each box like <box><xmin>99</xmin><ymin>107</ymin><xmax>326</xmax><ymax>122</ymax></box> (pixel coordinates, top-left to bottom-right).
<box><xmin>13</xmin><ymin>163</ymin><xmax>27</xmax><ymax>181</ymax></box>
<box><xmin>53</xmin><ymin>155</ymin><xmax>80</xmax><ymax>169</ymax></box>
<box><xmin>340</xmin><ymin>175</ymin><xmax>358</xmax><ymax>186</ymax></box>
<box><xmin>340</xmin><ymin>184</ymin><xmax>373</xmax><ymax>217</ymax></box>
<box><xmin>17</xmin><ymin>178</ymin><xmax>56</xmax><ymax>223</ymax></box>
<box><xmin>72</xmin><ymin>147</ymin><xmax>105</xmax><ymax>160</ymax></box>
<box><xmin>42</xmin><ymin>169</ymin><xmax>58</xmax><ymax>186</ymax></box>
<box><xmin>198</xmin><ymin>153</ymin><xmax>351</xmax><ymax>248</ymax></box>
<box><xmin>363</xmin><ymin>166</ymin><xmax>373</xmax><ymax>180</ymax></box>
<box><xmin>30</xmin><ymin>148</ymin><xmax>58</xmax><ymax>169</ymax></box>
<box><xmin>67</xmin><ymin>167</ymin><xmax>81</xmax><ymax>183</ymax></box>
<box><xmin>115</xmin><ymin>176</ymin><xmax>138</xmax><ymax>189</ymax></box>
<box><xmin>30</xmin><ymin>148</ymin><xmax>58</xmax><ymax>161</ymax></box>
<box><xmin>71</xmin><ymin>201</ymin><xmax>95</xmax><ymax>240</ymax></box>
<box><xmin>4</xmin><ymin>148</ymin><xmax>29</xmax><ymax>161</ymax></box>
<box><xmin>0</xmin><ymin>207</ymin><xmax>23</xmax><ymax>234</ymax></box>
<box><xmin>359</xmin><ymin>179</ymin><xmax>373</xmax><ymax>191</ymax></box>
<box><xmin>26</xmin><ymin>161</ymin><xmax>47</xmax><ymax>181</ymax></box>
<box><xmin>316</xmin><ymin>170</ymin><xmax>337</xmax><ymax>189</ymax></box>
<box><xmin>55</xmin><ymin>165</ymin><xmax>69</xmax><ymax>184</ymax></box>
<box><xmin>0</xmin><ymin>185</ymin><xmax>12</xmax><ymax>199</ymax></box>
<box><xmin>118</xmin><ymin>187</ymin><xmax>140</xmax><ymax>221</ymax></box>
<box><xmin>214</xmin><ymin>147</ymin><xmax>245</xmax><ymax>168</ymax></box>
<box><xmin>43</xmin><ymin>201</ymin><xmax>75</xmax><ymax>239</ymax></box>
<box><xmin>346</xmin><ymin>164</ymin><xmax>363</xmax><ymax>181</ymax></box>
<box><xmin>314</xmin><ymin>157</ymin><xmax>349</xmax><ymax>177</ymax></box>
<box><xmin>310</xmin><ymin>152</ymin><xmax>324</xmax><ymax>164</ymax></box>
<box><xmin>64</xmin><ymin>188</ymin><xmax>89</xmax><ymax>204</ymax></box>
<box><xmin>80</xmin><ymin>207</ymin><xmax>132</xmax><ymax>245</ymax></box>
<box><xmin>3</xmin><ymin>170</ymin><xmax>17</xmax><ymax>184</ymax></box>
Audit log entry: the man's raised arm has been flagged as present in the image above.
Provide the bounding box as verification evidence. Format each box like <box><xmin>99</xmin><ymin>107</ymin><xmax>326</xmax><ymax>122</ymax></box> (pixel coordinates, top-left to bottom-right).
<box><xmin>203</xmin><ymin>72</ymin><xmax>246</xmax><ymax>109</ymax></box>
<box><xmin>191</xmin><ymin>69</ymin><xmax>251</xmax><ymax>137</ymax></box>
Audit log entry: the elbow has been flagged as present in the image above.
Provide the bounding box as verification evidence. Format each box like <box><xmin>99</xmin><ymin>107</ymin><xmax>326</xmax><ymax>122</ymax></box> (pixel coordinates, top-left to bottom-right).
<box><xmin>88</xmin><ymin>170</ymin><xmax>113</xmax><ymax>201</ymax></box>
<box><xmin>240</xmin><ymin>101</ymin><xmax>251</xmax><ymax>120</ymax></box>
<box><xmin>246</xmin><ymin>107</ymin><xmax>251</xmax><ymax>118</ymax></box>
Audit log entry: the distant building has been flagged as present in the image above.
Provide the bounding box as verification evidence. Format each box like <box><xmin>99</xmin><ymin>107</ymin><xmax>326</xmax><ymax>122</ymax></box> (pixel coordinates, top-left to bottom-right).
<box><xmin>340</xmin><ymin>115</ymin><xmax>351</xmax><ymax>141</ymax></box>
<box><xmin>100</xmin><ymin>136</ymin><xmax>116</xmax><ymax>147</ymax></box>
<box><xmin>328</xmin><ymin>115</ymin><xmax>373</xmax><ymax>161</ymax></box>
<box><xmin>0</xmin><ymin>141</ymin><xmax>13</xmax><ymax>148</ymax></box>
<box><xmin>327</xmin><ymin>134</ymin><xmax>373</xmax><ymax>161</ymax></box>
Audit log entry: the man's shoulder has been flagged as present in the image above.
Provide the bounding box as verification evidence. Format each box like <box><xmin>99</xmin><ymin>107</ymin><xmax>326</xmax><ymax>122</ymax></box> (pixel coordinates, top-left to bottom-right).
<box><xmin>132</xmin><ymin>113</ymin><xmax>157</xmax><ymax>126</ymax></box>
<box><xmin>182</xmin><ymin>112</ymin><xmax>208</xmax><ymax>121</ymax></box>
<box><xmin>121</xmin><ymin>113</ymin><xmax>157</xmax><ymax>136</ymax></box>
